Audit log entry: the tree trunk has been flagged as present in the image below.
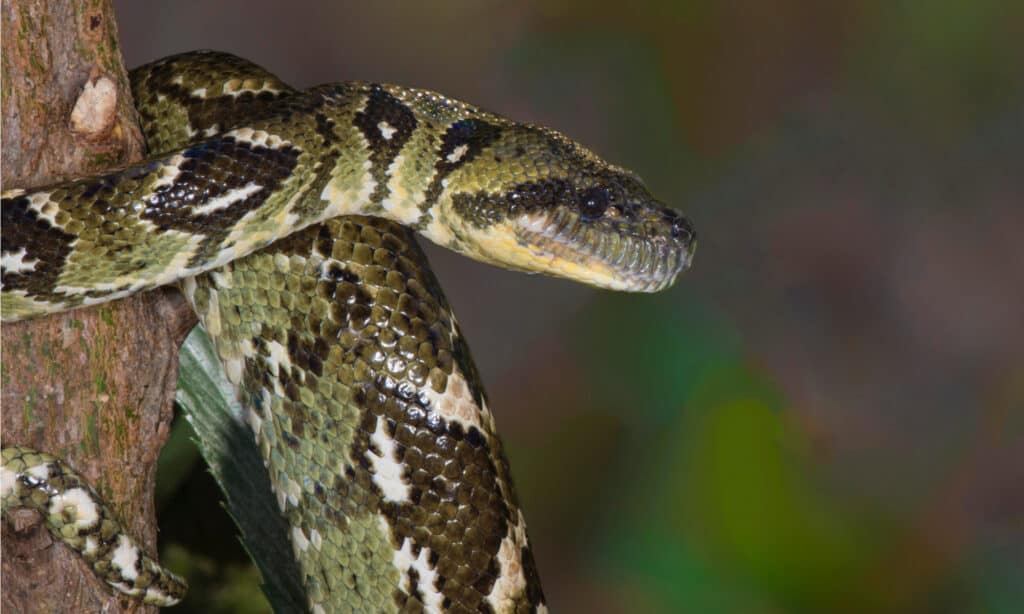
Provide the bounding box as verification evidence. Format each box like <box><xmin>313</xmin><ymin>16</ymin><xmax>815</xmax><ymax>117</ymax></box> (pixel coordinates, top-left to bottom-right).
<box><xmin>1</xmin><ymin>1</ymin><xmax>196</xmax><ymax>612</ymax></box>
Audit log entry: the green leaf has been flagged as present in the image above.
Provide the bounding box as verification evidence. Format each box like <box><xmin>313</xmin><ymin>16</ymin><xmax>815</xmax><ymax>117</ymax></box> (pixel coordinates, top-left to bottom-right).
<box><xmin>176</xmin><ymin>326</ymin><xmax>307</xmax><ymax>613</ymax></box>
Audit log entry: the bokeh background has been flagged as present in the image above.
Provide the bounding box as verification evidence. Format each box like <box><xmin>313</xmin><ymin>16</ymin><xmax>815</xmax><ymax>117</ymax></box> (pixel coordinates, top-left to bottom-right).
<box><xmin>113</xmin><ymin>1</ymin><xmax>1023</xmax><ymax>612</ymax></box>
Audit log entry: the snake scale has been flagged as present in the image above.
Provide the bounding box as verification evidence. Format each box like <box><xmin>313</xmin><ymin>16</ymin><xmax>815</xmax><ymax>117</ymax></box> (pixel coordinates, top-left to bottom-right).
<box><xmin>0</xmin><ymin>51</ymin><xmax>695</xmax><ymax>612</ymax></box>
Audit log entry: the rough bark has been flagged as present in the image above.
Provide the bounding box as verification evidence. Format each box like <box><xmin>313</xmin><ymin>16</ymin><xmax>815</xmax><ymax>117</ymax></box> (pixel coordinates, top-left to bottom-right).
<box><xmin>1</xmin><ymin>1</ymin><xmax>197</xmax><ymax>612</ymax></box>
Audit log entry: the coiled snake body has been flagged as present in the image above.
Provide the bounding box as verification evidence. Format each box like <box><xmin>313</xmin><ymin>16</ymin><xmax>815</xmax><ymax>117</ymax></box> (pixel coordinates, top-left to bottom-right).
<box><xmin>0</xmin><ymin>52</ymin><xmax>695</xmax><ymax>612</ymax></box>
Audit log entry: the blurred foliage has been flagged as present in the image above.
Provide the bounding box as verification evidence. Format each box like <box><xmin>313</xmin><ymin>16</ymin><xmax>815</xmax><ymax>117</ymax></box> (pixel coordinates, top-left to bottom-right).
<box><xmin>507</xmin><ymin>290</ymin><xmax>878</xmax><ymax>612</ymax></box>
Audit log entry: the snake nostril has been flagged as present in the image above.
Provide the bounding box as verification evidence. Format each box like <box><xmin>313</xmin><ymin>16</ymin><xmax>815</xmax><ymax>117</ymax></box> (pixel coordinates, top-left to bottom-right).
<box><xmin>670</xmin><ymin>216</ymin><xmax>695</xmax><ymax>242</ymax></box>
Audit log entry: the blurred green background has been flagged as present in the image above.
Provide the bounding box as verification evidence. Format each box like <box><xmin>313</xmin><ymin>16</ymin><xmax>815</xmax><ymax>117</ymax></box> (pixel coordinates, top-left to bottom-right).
<box><xmin>114</xmin><ymin>1</ymin><xmax>1024</xmax><ymax>612</ymax></box>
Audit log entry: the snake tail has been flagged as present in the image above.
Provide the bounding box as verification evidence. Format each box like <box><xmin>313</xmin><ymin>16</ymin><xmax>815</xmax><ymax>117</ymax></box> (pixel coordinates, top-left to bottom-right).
<box><xmin>0</xmin><ymin>446</ymin><xmax>187</xmax><ymax>606</ymax></box>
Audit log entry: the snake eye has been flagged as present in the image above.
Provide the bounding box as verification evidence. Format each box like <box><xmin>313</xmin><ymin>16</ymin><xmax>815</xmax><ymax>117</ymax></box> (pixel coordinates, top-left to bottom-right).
<box><xmin>579</xmin><ymin>187</ymin><xmax>610</xmax><ymax>220</ymax></box>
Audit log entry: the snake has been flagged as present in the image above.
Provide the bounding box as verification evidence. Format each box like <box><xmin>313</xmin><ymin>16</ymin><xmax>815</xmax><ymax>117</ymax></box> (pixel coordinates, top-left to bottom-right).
<box><xmin>0</xmin><ymin>51</ymin><xmax>695</xmax><ymax>612</ymax></box>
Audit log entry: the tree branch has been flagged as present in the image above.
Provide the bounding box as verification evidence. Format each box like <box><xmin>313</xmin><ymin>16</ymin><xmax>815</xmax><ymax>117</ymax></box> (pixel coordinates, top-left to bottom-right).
<box><xmin>1</xmin><ymin>1</ymin><xmax>196</xmax><ymax>611</ymax></box>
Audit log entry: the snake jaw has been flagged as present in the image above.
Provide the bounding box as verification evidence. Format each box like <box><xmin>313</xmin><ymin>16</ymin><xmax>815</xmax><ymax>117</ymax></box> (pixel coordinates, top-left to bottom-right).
<box><xmin>511</xmin><ymin>208</ymin><xmax>695</xmax><ymax>291</ymax></box>
<box><xmin>437</xmin><ymin>202</ymin><xmax>696</xmax><ymax>292</ymax></box>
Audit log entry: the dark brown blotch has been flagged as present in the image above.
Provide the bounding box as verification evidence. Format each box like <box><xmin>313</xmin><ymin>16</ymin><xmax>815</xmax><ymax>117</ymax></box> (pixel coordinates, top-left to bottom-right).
<box><xmin>353</xmin><ymin>86</ymin><xmax>418</xmax><ymax>204</ymax></box>
<box><xmin>1</xmin><ymin>195</ymin><xmax>76</xmax><ymax>301</ymax></box>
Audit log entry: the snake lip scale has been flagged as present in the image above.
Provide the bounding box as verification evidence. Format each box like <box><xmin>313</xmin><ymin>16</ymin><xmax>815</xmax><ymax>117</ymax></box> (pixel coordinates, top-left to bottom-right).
<box><xmin>1</xmin><ymin>51</ymin><xmax>695</xmax><ymax>612</ymax></box>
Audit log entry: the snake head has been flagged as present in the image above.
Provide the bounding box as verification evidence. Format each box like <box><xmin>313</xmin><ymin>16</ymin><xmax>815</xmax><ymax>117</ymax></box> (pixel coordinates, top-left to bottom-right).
<box><xmin>429</xmin><ymin>121</ymin><xmax>696</xmax><ymax>292</ymax></box>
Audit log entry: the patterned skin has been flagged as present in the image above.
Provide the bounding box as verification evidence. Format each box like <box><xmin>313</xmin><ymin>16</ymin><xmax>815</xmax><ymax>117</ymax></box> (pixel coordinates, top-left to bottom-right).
<box><xmin>1</xmin><ymin>52</ymin><xmax>695</xmax><ymax>612</ymax></box>
<box><xmin>0</xmin><ymin>446</ymin><xmax>188</xmax><ymax>605</ymax></box>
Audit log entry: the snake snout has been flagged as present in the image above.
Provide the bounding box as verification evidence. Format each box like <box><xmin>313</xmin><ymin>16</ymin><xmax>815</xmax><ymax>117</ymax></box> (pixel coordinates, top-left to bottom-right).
<box><xmin>510</xmin><ymin>196</ymin><xmax>696</xmax><ymax>292</ymax></box>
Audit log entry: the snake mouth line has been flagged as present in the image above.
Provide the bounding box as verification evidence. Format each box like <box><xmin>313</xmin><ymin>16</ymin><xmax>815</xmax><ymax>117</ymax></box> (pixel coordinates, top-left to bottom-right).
<box><xmin>515</xmin><ymin>209</ymin><xmax>695</xmax><ymax>292</ymax></box>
